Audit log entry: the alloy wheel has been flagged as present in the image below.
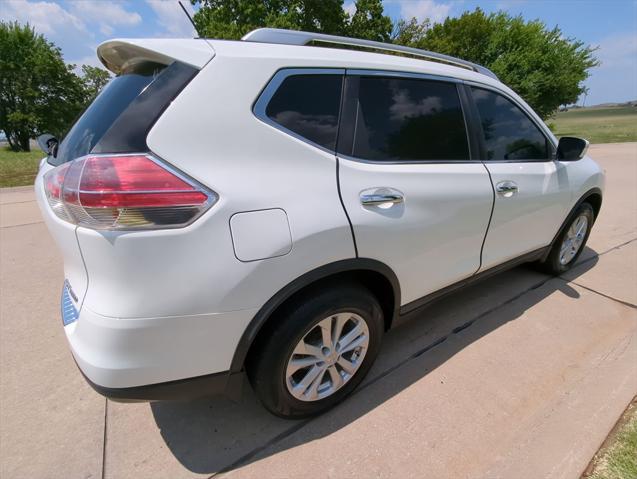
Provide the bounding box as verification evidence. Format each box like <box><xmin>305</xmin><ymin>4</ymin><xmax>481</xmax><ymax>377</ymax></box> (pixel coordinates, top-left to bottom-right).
<box><xmin>559</xmin><ymin>214</ymin><xmax>589</xmax><ymax>265</ymax></box>
<box><xmin>285</xmin><ymin>312</ymin><xmax>369</xmax><ymax>402</ymax></box>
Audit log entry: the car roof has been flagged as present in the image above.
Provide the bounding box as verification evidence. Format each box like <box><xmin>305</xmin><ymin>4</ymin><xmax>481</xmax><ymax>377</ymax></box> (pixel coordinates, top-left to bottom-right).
<box><xmin>206</xmin><ymin>38</ymin><xmax>503</xmax><ymax>88</ymax></box>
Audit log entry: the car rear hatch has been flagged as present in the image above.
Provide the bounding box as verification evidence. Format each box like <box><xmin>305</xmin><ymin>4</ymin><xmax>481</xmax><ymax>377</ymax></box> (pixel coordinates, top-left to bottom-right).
<box><xmin>35</xmin><ymin>39</ymin><xmax>215</xmax><ymax>319</ymax></box>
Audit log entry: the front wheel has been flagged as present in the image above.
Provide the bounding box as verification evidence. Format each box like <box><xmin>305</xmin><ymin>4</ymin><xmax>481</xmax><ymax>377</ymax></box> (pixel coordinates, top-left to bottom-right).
<box><xmin>542</xmin><ymin>202</ymin><xmax>594</xmax><ymax>275</ymax></box>
<box><xmin>247</xmin><ymin>284</ymin><xmax>384</xmax><ymax>419</ymax></box>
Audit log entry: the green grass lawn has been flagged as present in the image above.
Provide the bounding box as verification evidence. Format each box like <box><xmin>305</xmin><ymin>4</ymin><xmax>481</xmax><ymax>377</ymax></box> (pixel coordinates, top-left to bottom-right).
<box><xmin>551</xmin><ymin>106</ymin><xmax>637</xmax><ymax>144</ymax></box>
<box><xmin>0</xmin><ymin>146</ymin><xmax>44</xmax><ymax>188</ymax></box>
<box><xmin>586</xmin><ymin>401</ymin><xmax>637</xmax><ymax>479</ymax></box>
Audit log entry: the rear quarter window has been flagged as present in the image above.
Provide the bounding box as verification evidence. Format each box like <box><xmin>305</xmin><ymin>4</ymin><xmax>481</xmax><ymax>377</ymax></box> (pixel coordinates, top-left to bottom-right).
<box><xmin>263</xmin><ymin>74</ymin><xmax>343</xmax><ymax>151</ymax></box>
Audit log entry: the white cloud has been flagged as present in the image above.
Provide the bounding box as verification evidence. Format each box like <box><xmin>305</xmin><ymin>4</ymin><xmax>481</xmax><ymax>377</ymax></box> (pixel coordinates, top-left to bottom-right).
<box><xmin>70</xmin><ymin>1</ymin><xmax>141</xmax><ymax>35</ymax></box>
<box><xmin>398</xmin><ymin>0</ymin><xmax>452</xmax><ymax>24</ymax></box>
<box><xmin>146</xmin><ymin>0</ymin><xmax>197</xmax><ymax>37</ymax></box>
<box><xmin>0</xmin><ymin>0</ymin><xmax>85</xmax><ymax>35</ymax></box>
<box><xmin>0</xmin><ymin>1</ymin><xmax>141</xmax><ymax>45</ymax></box>
<box><xmin>595</xmin><ymin>32</ymin><xmax>637</xmax><ymax>69</ymax></box>
<box><xmin>68</xmin><ymin>52</ymin><xmax>103</xmax><ymax>72</ymax></box>
<box><xmin>344</xmin><ymin>1</ymin><xmax>356</xmax><ymax>17</ymax></box>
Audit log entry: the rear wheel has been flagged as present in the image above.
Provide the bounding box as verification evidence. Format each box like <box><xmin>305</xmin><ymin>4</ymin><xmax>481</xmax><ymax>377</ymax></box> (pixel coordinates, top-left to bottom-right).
<box><xmin>247</xmin><ymin>284</ymin><xmax>384</xmax><ymax>418</ymax></box>
<box><xmin>542</xmin><ymin>202</ymin><xmax>594</xmax><ymax>275</ymax></box>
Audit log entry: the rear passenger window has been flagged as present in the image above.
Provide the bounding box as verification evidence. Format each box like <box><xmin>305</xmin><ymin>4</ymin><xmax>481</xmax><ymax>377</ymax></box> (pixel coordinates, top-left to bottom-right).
<box><xmin>471</xmin><ymin>87</ymin><xmax>549</xmax><ymax>161</ymax></box>
<box><xmin>351</xmin><ymin>77</ymin><xmax>469</xmax><ymax>162</ymax></box>
<box><xmin>265</xmin><ymin>74</ymin><xmax>342</xmax><ymax>151</ymax></box>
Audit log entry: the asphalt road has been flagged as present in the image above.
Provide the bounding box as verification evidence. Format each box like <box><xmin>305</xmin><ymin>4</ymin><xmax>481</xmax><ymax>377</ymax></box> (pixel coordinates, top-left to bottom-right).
<box><xmin>1</xmin><ymin>143</ymin><xmax>636</xmax><ymax>479</ymax></box>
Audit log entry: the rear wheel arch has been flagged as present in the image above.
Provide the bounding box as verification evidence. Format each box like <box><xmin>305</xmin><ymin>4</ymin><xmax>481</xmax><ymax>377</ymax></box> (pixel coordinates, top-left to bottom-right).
<box><xmin>230</xmin><ymin>258</ymin><xmax>400</xmax><ymax>374</ymax></box>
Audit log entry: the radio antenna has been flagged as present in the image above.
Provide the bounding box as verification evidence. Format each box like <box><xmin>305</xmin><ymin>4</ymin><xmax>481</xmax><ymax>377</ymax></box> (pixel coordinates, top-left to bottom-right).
<box><xmin>178</xmin><ymin>1</ymin><xmax>199</xmax><ymax>37</ymax></box>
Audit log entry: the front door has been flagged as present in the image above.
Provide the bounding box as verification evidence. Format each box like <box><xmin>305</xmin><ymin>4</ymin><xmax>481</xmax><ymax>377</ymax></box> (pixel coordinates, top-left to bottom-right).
<box><xmin>468</xmin><ymin>86</ymin><xmax>572</xmax><ymax>270</ymax></box>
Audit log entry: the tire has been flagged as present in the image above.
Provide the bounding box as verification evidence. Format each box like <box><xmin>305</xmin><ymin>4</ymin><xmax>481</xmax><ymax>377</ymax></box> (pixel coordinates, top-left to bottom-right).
<box><xmin>541</xmin><ymin>202</ymin><xmax>595</xmax><ymax>275</ymax></box>
<box><xmin>247</xmin><ymin>283</ymin><xmax>384</xmax><ymax>419</ymax></box>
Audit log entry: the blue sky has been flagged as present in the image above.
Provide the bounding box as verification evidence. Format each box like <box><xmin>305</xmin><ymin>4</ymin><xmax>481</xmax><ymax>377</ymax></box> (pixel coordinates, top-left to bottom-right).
<box><xmin>2</xmin><ymin>0</ymin><xmax>636</xmax><ymax>105</ymax></box>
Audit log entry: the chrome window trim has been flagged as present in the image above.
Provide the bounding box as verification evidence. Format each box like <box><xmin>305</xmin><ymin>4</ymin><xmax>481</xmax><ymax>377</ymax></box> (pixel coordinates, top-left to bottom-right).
<box><xmin>252</xmin><ymin>67</ymin><xmax>346</xmax><ymax>155</ymax></box>
<box><xmin>462</xmin><ymin>79</ymin><xmax>557</xmax><ymax>160</ymax></box>
<box><xmin>337</xmin><ymin>153</ymin><xmax>477</xmax><ymax>165</ymax></box>
<box><xmin>346</xmin><ymin>68</ymin><xmax>461</xmax><ymax>84</ymax></box>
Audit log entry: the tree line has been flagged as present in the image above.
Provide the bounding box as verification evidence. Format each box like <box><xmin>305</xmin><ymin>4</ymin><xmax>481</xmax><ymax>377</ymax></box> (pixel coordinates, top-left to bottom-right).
<box><xmin>0</xmin><ymin>21</ymin><xmax>111</xmax><ymax>151</ymax></box>
<box><xmin>1</xmin><ymin>1</ymin><xmax>598</xmax><ymax>152</ymax></box>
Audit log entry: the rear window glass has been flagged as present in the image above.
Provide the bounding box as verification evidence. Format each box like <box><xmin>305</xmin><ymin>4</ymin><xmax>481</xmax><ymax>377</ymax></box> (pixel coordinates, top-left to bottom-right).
<box><xmin>265</xmin><ymin>74</ymin><xmax>343</xmax><ymax>151</ymax></box>
<box><xmin>351</xmin><ymin>76</ymin><xmax>469</xmax><ymax>162</ymax></box>
<box><xmin>52</xmin><ymin>62</ymin><xmax>166</xmax><ymax>165</ymax></box>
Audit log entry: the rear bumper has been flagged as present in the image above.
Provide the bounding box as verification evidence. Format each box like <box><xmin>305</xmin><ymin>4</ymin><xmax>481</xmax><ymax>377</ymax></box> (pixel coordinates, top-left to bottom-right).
<box><xmin>63</xmin><ymin>302</ymin><xmax>257</xmax><ymax>395</ymax></box>
<box><xmin>78</xmin><ymin>366</ymin><xmax>244</xmax><ymax>402</ymax></box>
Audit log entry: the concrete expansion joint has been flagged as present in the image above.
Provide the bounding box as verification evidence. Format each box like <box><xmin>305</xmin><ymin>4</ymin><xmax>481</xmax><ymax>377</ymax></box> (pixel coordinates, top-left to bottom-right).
<box><xmin>569</xmin><ymin>281</ymin><xmax>637</xmax><ymax>310</ymax></box>
<box><xmin>0</xmin><ymin>220</ymin><xmax>44</xmax><ymax>229</ymax></box>
<box><xmin>557</xmin><ymin>235</ymin><xmax>637</xmax><ymax>310</ymax></box>
<box><xmin>101</xmin><ymin>399</ymin><xmax>108</xmax><ymax>479</ymax></box>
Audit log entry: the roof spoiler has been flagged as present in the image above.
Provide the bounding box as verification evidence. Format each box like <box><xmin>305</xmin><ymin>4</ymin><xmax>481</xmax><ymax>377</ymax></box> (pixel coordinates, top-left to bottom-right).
<box><xmin>97</xmin><ymin>39</ymin><xmax>214</xmax><ymax>75</ymax></box>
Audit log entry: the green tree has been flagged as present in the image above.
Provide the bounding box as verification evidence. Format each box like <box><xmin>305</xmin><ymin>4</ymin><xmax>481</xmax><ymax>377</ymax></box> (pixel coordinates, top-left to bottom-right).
<box><xmin>405</xmin><ymin>9</ymin><xmax>598</xmax><ymax>119</ymax></box>
<box><xmin>191</xmin><ymin>0</ymin><xmax>392</xmax><ymax>41</ymax></box>
<box><xmin>81</xmin><ymin>65</ymin><xmax>111</xmax><ymax>101</ymax></box>
<box><xmin>0</xmin><ymin>22</ymin><xmax>86</xmax><ymax>151</ymax></box>
<box><xmin>391</xmin><ymin>17</ymin><xmax>429</xmax><ymax>46</ymax></box>
<box><xmin>192</xmin><ymin>0</ymin><xmax>348</xmax><ymax>39</ymax></box>
<box><xmin>348</xmin><ymin>0</ymin><xmax>392</xmax><ymax>42</ymax></box>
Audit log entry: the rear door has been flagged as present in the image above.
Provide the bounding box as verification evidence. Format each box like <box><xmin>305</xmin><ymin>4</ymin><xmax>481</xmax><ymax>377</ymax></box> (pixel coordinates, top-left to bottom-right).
<box><xmin>337</xmin><ymin>72</ymin><xmax>494</xmax><ymax>308</ymax></box>
<box><xmin>467</xmin><ymin>86</ymin><xmax>572</xmax><ymax>270</ymax></box>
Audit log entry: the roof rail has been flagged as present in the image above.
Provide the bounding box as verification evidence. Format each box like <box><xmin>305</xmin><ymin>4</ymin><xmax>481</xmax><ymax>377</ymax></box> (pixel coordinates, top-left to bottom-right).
<box><xmin>241</xmin><ymin>28</ymin><xmax>499</xmax><ymax>80</ymax></box>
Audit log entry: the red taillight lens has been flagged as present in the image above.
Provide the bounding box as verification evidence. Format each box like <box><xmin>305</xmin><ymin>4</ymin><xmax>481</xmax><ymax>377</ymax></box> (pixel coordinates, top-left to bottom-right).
<box><xmin>44</xmin><ymin>162</ymin><xmax>69</xmax><ymax>200</ymax></box>
<box><xmin>43</xmin><ymin>154</ymin><xmax>215</xmax><ymax>230</ymax></box>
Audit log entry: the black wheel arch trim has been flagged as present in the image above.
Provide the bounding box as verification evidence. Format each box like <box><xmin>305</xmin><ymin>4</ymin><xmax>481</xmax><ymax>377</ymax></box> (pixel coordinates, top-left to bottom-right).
<box><xmin>542</xmin><ymin>187</ymin><xmax>602</xmax><ymax>262</ymax></box>
<box><xmin>230</xmin><ymin>258</ymin><xmax>401</xmax><ymax>374</ymax></box>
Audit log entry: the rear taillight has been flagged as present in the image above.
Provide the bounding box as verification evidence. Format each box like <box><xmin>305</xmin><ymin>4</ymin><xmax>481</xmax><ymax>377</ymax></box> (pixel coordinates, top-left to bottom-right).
<box><xmin>43</xmin><ymin>154</ymin><xmax>216</xmax><ymax>230</ymax></box>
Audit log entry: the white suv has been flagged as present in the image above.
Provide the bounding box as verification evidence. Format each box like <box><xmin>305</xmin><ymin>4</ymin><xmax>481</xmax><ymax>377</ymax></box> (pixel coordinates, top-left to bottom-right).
<box><xmin>36</xmin><ymin>29</ymin><xmax>604</xmax><ymax>418</ymax></box>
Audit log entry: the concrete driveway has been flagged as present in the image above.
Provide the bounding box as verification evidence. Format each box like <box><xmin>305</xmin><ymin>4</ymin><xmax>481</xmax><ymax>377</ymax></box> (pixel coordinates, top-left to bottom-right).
<box><xmin>1</xmin><ymin>143</ymin><xmax>636</xmax><ymax>479</ymax></box>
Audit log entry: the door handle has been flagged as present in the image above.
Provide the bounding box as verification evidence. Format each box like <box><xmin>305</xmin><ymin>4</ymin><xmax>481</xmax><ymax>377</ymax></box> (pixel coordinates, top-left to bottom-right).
<box><xmin>360</xmin><ymin>194</ymin><xmax>403</xmax><ymax>206</ymax></box>
<box><xmin>496</xmin><ymin>181</ymin><xmax>518</xmax><ymax>198</ymax></box>
<box><xmin>360</xmin><ymin>188</ymin><xmax>404</xmax><ymax>207</ymax></box>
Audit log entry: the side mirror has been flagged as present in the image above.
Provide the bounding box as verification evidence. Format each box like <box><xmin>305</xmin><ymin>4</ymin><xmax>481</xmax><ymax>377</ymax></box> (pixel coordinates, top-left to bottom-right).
<box><xmin>37</xmin><ymin>133</ymin><xmax>58</xmax><ymax>157</ymax></box>
<box><xmin>556</xmin><ymin>136</ymin><xmax>589</xmax><ymax>161</ymax></box>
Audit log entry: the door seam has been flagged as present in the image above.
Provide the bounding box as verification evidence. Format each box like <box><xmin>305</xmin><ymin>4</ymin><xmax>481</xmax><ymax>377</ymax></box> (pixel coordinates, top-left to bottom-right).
<box><xmin>336</xmin><ymin>156</ymin><xmax>359</xmax><ymax>257</ymax></box>
<box><xmin>478</xmin><ymin>161</ymin><xmax>496</xmax><ymax>273</ymax></box>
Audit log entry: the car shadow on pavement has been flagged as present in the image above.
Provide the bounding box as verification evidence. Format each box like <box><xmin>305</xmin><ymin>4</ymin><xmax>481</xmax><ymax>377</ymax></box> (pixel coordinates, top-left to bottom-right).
<box><xmin>150</xmin><ymin>248</ymin><xmax>599</xmax><ymax>475</ymax></box>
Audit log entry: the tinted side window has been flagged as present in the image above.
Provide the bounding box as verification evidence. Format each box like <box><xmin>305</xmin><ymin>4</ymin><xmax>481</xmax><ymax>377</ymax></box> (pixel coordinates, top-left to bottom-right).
<box><xmin>266</xmin><ymin>74</ymin><xmax>342</xmax><ymax>151</ymax></box>
<box><xmin>351</xmin><ymin>77</ymin><xmax>469</xmax><ymax>161</ymax></box>
<box><xmin>471</xmin><ymin>87</ymin><xmax>549</xmax><ymax>161</ymax></box>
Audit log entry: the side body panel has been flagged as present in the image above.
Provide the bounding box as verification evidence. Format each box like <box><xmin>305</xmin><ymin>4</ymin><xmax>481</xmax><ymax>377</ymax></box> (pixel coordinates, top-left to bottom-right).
<box><xmin>480</xmin><ymin>161</ymin><xmax>572</xmax><ymax>269</ymax></box>
<box><xmin>338</xmin><ymin>159</ymin><xmax>493</xmax><ymax>304</ymax></box>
